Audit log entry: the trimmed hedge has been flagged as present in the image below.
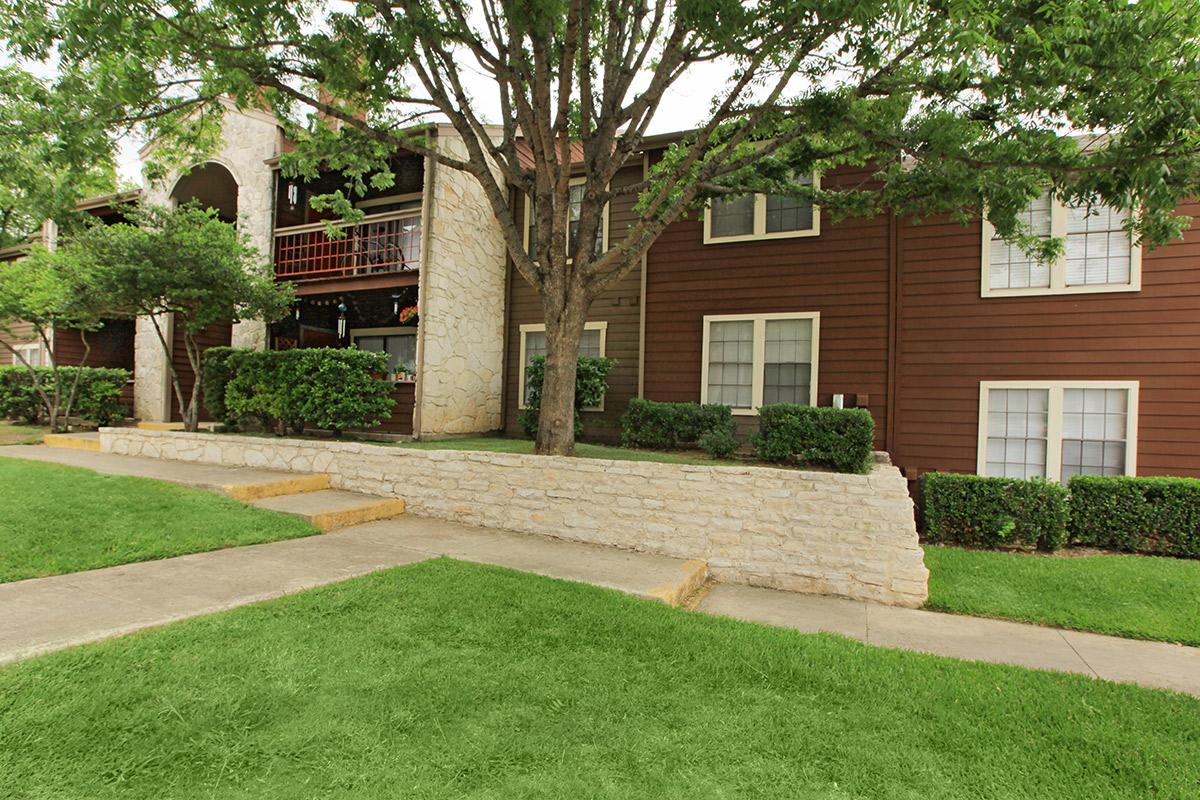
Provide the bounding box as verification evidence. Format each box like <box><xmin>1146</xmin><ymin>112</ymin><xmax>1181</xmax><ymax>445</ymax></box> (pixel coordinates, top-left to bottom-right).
<box><xmin>0</xmin><ymin>365</ymin><xmax>129</xmax><ymax>426</ymax></box>
<box><xmin>212</xmin><ymin>348</ymin><xmax>395</xmax><ymax>434</ymax></box>
<box><xmin>620</xmin><ymin>399</ymin><xmax>735</xmax><ymax>450</ymax></box>
<box><xmin>922</xmin><ymin>472</ymin><xmax>1070</xmax><ymax>552</ymax></box>
<box><xmin>753</xmin><ymin>404</ymin><xmax>875</xmax><ymax>473</ymax></box>
<box><xmin>1068</xmin><ymin>475</ymin><xmax>1200</xmax><ymax>557</ymax></box>
<box><xmin>518</xmin><ymin>355</ymin><xmax>617</xmax><ymax>439</ymax></box>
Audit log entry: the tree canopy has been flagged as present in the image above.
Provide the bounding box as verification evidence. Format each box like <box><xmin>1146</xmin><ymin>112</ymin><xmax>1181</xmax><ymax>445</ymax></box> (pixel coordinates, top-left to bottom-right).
<box><xmin>68</xmin><ymin>204</ymin><xmax>294</xmax><ymax>430</ymax></box>
<box><xmin>3</xmin><ymin>0</ymin><xmax>1199</xmax><ymax>451</ymax></box>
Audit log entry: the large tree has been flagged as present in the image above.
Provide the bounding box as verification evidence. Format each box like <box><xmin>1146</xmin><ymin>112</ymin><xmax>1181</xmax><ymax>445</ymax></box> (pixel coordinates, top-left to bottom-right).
<box><xmin>0</xmin><ymin>66</ymin><xmax>119</xmax><ymax>250</ymax></box>
<box><xmin>4</xmin><ymin>0</ymin><xmax>1200</xmax><ymax>453</ymax></box>
<box><xmin>69</xmin><ymin>205</ymin><xmax>294</xmax><ymax>431</ymax></box>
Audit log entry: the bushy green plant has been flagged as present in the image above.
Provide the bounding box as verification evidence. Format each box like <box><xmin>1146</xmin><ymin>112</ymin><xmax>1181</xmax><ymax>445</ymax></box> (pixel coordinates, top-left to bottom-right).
<box><xmin>753</xmin><ymin>404</ymin><xmax>875</xmax><ymax>473</ymax></box>
<box><xmin>0</xmin><ymin>366</ymin><xmax>42</xmax><ymax>423</ymax></box>
<box><xmin>0</xmin><ymin>365</ymin><xmax>128</xmax><ymax>426</ymax></box>
<box><xmin>519</xmin><ymin>355</ymin><xmax>617</xmax><ymax>439</ymax></box>
<box><xmin>1068</xmin><ymin>475</ymin><xmax>1200</xmax><ymax>557</ymax></box>
<box><xmin>922</xmin><ymin>472</ymin><xmax>1069</xmax><ymax>552</ymax></box>
<box><xmin>620</xmin><ymin>399</ymin><xmax>735</xmax><ymax>450</ymax></box>
<box><xmin>698</xmin><ymin>427</ymin><xmax>739</xmax><ymax>459</ymax></box>
<box><xmin>201</xmin><ymin>346</ymin><xmax>239</xmax><ymax>425</ymax></box>
<box><xmin>223</xmin><ymin>348</ymin><xmax>393</xmax><ymax>435</ymax></box>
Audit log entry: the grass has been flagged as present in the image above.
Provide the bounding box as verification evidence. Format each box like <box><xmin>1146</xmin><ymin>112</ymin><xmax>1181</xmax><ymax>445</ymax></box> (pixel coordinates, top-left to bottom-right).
<box><xmin>0</xmin><ymin>458</ymin><xmax>319</xmax><ymax>583</ymax></box>
<box><xmin>925</xmin><ymin>544</ymin><xmax>1200</xmax><ymax>645</ymax></box>
<box><xmin>1</xmin><ymin>559</ymin><xmax>1197</xmax><ymax>799</ymax></box>
<box><xmin>393</xmin><ymin>434</ymin><xmax>727</xmax><ymax>465</ymax></box>
<box><xmin>0</xmin><ymin>423</ymin><xmax>44</xmax><ymax>446</ymax></box>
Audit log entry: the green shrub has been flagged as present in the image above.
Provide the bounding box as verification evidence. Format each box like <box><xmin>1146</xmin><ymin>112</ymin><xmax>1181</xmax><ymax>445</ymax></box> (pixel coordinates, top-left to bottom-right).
<box><xmin>200</xmin><ymin>346</ymin><xmax>239</xmax><ymax>425</ymax></box>
<box><xmin>699</xmin><ymin>427</ymin><xmax>739</xmax><ymax>459</ymax></box>
<box><xmin>620</xmin><ymin>399</ymin><xmax>735</xmax><ymax>449</ymax></box>
<box><xmin>753</xmin><ymin>404</ymin><xmax>875</xmax><ymax>473</ymax></box>
<box><xmin>519</xmin><ymin>355</ymin><xmax>617</xmax><ymax>439</ymax></box>
<box><xmin>1068</xmin><ymin>475</ymin><xmax>1200</xmax><ymax>557</ymax></box>
<box><xmin>922</xmin><ymin>472</ymin><xmax>1069</xmax><ymax>551</ymax></box>
<box><xmin>0</xmin><ymin>367</ymin><xmax>42</xmax><ymax>423</ymax></box>
<box><xmin>0</xmin><ymin>365</ymin><xmax>129</xmax><ymax>426</ymax></box>
<box><xmin>224</xmin><ymin>348</ymin><xmax>394</xmax><ymax>434</ymax></box>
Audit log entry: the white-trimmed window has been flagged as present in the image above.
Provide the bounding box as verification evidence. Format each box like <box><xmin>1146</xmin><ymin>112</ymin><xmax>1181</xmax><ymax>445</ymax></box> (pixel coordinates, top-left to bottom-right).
<box><xmin>523</xmin><ymin>178</ymin><xmax>609</xmax><ymax>258</ymax></box>
<box><xmin>982</xmin><ymin>194</ymin><xmax>1141</xmax><ymax>297</ymax></box>
<box><xmin>518</xmin><ymin>321</ymin><xmax>607</xmax><ymax>409</ymax></box>
<box><xmin>977</xmin><ymin>381</ymin><xmax>1139</xmax><ymax>482</ymax></box>
<box><xmin>9</xmin><ymin>342</ymin><xmax>45</xmax><ymax>367</ymax></box>
<box><xmin>350</xmin><ymin>327</ymin><xmax>417</xmax><ymax>379</ymax></box>
<box><xmin>703</xmin><ymin>173</ymin><xmax>820</xmax><ymax>244</ymax></box>
<box><xmin>701</xmin><ymin>312</ymin><xmax>820</xmax><ymax>414</ymax></box>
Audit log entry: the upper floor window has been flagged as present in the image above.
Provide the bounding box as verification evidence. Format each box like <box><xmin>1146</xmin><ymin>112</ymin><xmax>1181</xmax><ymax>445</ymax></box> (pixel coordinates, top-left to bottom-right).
<box><xmin>700</xmin><ymin>312</ymin><xmax>820</xmax><ymax>414</ymax></box>
<box><xmin>9</xmin><ymin>342</ymin><xmax>45</xmax><ymax>367</ymax></box>
<box><xmin>977</xmin><ymin>381</ymin><xmax>1139</xmax><ymax>482</ymax></box>
<box><xmin>524</xmin><ymin>179</ymin><xmax>608</xmax><ymax>259</ymax></box>
<box><xmin>982</xmin><ymin>194</ymin><xmax>1142</xmax><ymax>297</ymax></box>
<box><xmin>703</xmin><ymin>173</ymin><xmax>820</xmax><ymax>244</ymax></box>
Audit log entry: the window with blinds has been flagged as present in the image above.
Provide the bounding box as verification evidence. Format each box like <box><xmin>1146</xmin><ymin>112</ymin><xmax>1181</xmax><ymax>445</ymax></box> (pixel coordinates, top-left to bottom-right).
<box><xmin>704</xmin><ymin>173</ymin><xmax>819</xmax><ymax>243</ymax></box>
<box><xmin>982</xmin><ymin>194</ymin><xmax>1139</xmax><ymax>296</ymax></box>
<box><xmin>978</xmin><ymin>382</ymin><xmax>1137</xmax><ymax>481</ymax></box>
<box><xmin>702</xmin><ymin>313</ymin><xmax>819</xmax><ymax>411</ymax></box>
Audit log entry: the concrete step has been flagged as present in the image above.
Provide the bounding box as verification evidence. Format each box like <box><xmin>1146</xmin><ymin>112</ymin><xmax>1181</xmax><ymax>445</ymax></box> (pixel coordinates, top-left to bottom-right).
<box><xmin>42</xmin><ymin>432</ymin><xmax>101</xmax><ymax>452</ymax></box>
<box><xmin>252</xmin><ymin>489</ymin><xmax>406</xmax><ymax>531</ymax></box>
<box><xmin>220</xmin><ymin>473</ymin><xmax>331</xmax><ymax>502</ymax></box>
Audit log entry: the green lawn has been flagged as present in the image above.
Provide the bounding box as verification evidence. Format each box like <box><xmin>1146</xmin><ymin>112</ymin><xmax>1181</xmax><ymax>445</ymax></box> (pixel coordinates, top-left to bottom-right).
<box><xmin>394</xmin><ymin>434</ymin><xmax>726</xmax><ymax>465</ymax></box>
<box><xmin>0</xmin><ymin>458</ymin><xmax>319</xmax><ymax>583</ymax></box>
<box><xmin>1</xmin><ymin>560</ymin><xmax>1196</xmax><ymax>799</ymax></box>
<box><xmin>925</xmin><ymin>544</ymin><xmax>1200</xmax><ymax>645</ymax></box>
<box><xmin>0</xmin><ymin>423</ymin><xmax>44</xmax><ymax>446</ymax></box>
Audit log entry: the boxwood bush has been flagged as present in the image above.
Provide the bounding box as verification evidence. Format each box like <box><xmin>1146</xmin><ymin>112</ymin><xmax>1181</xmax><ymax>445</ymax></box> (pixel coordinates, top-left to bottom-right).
<box><xmin>200</xmin><ymin>346</ymin><xmax>239</xmax><ymax>425</ymax></box>
<box><xmin>0</xmin><ymin>365</ymin><xmax>129</xmax><ymax>426</ymax></box>
<box><xmin>1068</xmin><ymin>475</ymin><xmax>1200</xmax><ymax>557</ymax></box>
<box><xmin>620</xmin><ymin>399</ymin><xmax>735</xmax><ymax>450</ymax></box>
<box><xmin>218</xmin><ymin>348</ymin><xmax>394</xmax><ymax>435</ymax></box>
<box><xmin>922</xmin><ymin>472</ymin><xmax>1070</xmax><ymax>551</ymax></box>
<box><xmin>753</xmin><ymin>404</ymin><xmax>875</xmax><ymax>473</ymax></box>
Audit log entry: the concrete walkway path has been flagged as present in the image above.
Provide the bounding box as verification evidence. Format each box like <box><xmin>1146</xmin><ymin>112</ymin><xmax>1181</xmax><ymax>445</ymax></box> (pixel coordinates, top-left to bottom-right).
<box><xmin>2</xmin><ymin>445</ymin><xmax>1198</xmax><ymax>696</ymax></box>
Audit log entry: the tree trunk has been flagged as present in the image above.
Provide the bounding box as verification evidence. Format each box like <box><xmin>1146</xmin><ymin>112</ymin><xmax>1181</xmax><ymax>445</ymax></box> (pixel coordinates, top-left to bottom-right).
<box><xmin>182</xmin><ymin>331</ymin><xmax>203</xmax><ymax>433</ymax></box>
<box><xmin>534</xmin><ymin>301</ymin><xmax>587</xmax><ymax>456</ymax></box>
<box><xmin>147</xmin><ymin>313</ymin><xmax>187</xmax><ymax>432</ymax></box>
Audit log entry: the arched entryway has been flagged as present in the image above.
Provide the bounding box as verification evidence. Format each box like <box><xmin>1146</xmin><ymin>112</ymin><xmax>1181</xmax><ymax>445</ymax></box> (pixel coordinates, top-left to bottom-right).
<box><xmin>166</xmin><ymin>162</ymin><xmax>238</xmax><ymax>422</ymax></box>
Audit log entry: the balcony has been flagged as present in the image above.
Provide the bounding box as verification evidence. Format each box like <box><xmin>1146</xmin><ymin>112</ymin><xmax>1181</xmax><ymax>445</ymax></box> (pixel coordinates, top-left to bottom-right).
<box><xmin>273</xmin><ymin>210</ymin><xmax>421</xmax><ymax>282</ymax></box>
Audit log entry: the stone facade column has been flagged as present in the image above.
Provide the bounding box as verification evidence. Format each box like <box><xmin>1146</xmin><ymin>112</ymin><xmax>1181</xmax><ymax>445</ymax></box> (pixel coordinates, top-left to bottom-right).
<box><xmin>414</xmin><ymin>127</ymin><xmax>508</xmax><ymax>436</ymax></box>
<box><xmin>133</xmin><ymin>314</ymin><xmax>173</xmax><ymax>421</ymax></box>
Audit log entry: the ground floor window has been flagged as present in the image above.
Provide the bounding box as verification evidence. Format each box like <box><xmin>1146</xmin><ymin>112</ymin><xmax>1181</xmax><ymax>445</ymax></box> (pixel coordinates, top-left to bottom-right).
<box><xmin>350</xmin><ymin>327</ymin><xmax>417</xmax><ymax>380</ymax></box>
<box><xmin>9</xmin><ymin>342</ymin><xmax>45</xmax><ymax>367</ymax></box>
<box><xmin>977</xmin><ymin>381</ymin><xmax>1139</xmax><ymax>481</ymax></box>
<box><xmin>700</xmin><ymin>312</ymin><xmax>820</xmax><ymax>413</ymax></box>
<box><xmin>518</xmin><ymin>322</ymin><xmax>607</xmax><ymax>408</ymax></box>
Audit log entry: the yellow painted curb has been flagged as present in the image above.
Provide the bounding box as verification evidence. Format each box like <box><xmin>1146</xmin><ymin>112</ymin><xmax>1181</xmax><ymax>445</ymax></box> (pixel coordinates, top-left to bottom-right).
<box><xmin>646</xmin><ymin>559</ymin><xmax>709</xmax><ymax>607</ymax></box>
<box><xmin>43</xmin><ymin>433</ymin><xmax>101</xmax><ymax>452</ymax></box>
<box><xmin>309</xmin><ymin>498</ymin><xmax>407</xmax><ymax>531</ymax></box>
<box><xmin>137</xmin><ymin>421</ymin><xmax>186</xmax><ymax>431</ymax></box>
<box><xmin>222</xmin><ymin>473</ymin><xmax>332</xmax><ymax>502</ymax></box>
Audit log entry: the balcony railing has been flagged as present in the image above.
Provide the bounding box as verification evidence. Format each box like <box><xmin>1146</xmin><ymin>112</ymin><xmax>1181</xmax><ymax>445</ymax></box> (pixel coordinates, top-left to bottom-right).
<box><xmin>273</xmin><ymin>210</ymin><xmax>421</xmax><ymax>281</ymax></box>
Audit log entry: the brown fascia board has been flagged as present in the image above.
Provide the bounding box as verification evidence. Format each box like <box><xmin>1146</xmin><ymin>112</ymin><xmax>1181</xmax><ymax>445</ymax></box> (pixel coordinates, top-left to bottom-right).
<box><xmin>74</xmin><ymin>188</ymin><xmax>143</xmax><ymax>213</ymax></box>
<box><xmin>264</xmin><ymin>123</ymin><xmax>440</xmax><ymax>169</ymax></box>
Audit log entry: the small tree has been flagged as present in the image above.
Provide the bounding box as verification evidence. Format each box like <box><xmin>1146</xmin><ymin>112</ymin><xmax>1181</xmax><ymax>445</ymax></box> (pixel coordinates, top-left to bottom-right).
<box><xmin>71</xmin><ymin>205</ymin><xmax>294</xmax><ymax>431</ymax></box>
<box><xmin>0</xmin><ymin>248</ymin><xmax>105</xmax><ymax>430</ymax></box>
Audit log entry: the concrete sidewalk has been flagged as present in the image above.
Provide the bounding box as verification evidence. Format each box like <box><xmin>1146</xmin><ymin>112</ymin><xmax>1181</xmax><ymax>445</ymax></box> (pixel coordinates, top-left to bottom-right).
<box><xmin>2</xmin><ymin>445</ymin><xmax>1198</xmax><ymax>696</ymax></box>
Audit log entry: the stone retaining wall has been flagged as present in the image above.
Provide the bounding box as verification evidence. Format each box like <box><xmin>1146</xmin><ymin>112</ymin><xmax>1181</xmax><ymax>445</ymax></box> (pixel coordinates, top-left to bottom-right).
<box><xmin>100</xmin><ymin>429</ymin><xmax>928</xmax><ymax>606</ymax></box>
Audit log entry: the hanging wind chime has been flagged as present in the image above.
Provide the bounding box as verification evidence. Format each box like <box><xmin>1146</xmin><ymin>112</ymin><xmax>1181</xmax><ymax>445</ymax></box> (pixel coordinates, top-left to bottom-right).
<box><xmin>337</xmin><ymin>302</ymin><xmax>348</xmax><ymax>341</ymax></box>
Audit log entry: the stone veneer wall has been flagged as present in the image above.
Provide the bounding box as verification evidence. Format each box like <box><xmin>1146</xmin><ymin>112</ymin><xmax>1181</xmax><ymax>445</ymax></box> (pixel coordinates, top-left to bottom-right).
<box><xmin>100</xmin><ymin>429</ymin><xmax>929</xmax><ymax>606</ymax></box>
<box><xmin>134</xmin><ymin>104</ymin><xmax>280</xmax><ymax>419</ymax></box>
<box><xmin>415</xmin><ymin>128</ymin><xmax>509</xmax><ymax>435</ymax></box>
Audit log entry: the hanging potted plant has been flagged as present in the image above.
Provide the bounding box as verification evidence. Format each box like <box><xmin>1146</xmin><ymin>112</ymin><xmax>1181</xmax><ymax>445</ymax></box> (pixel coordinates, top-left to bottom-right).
<box><xmin>397</xmin><ymin>304</ymin><xmax>419</xmax><ymax>325</ymax></box>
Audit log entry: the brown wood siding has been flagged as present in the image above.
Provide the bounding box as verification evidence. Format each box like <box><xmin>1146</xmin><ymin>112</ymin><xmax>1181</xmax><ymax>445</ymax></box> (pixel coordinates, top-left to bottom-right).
<box><xmin>170</xmin><ymin>320</ymin><xmax>233</xmax><ymax>422</ymax></box>
<box><xmin>640</xmin><ymin>165</ymin><xmax>892</xmax><ymax>449</ymax></box>
<box><xmin>892</xmin><ymin>201</ymin><xmax>1200</xmax><ymax>480</ymax></box>
<box><xmin>53</xmin><ymin>320</ymin><xmax>135</xmax><ymax>371</ymax></box>
<box><xmin>503</xmin><ymin>164</ymin><xmax>645</xmax><ymax>442</ymax></box>
<box><xmin>372</xmin><ymin>382</ymin><xmax>415</xmax><ymax>435</ymax></box>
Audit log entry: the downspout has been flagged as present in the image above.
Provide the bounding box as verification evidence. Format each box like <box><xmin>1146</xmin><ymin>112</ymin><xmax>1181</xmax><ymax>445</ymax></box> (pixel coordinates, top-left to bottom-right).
<box><xmin>411</xmin><ymin>135</ymin><xmax>438</xmax><ymax>439</ymax></box>
<box><xmin>885</xmin><ymin>210</ymin><xmax>900</xmax><ymax>457</ymax></box>
<box><xmin>637</xmin><ymin>152</ymin><xmax>649</xmax><ymax>399</ymax></box>
<box><xmin>499</xmin><ymin>189</ymin><xmax>514</xmax><ymax>432</ymax></box>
